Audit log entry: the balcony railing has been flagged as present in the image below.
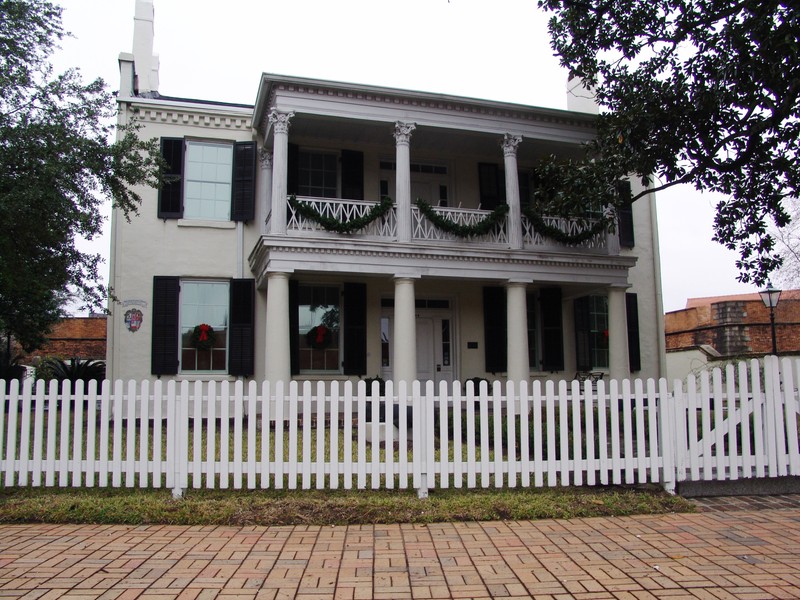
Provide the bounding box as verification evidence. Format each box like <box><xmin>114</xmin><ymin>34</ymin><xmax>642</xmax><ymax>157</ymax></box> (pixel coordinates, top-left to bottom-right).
<box><xmin>285</xmin><ymin>196</ymin><xmax>608</xmax><ymax>251</ymax></box>
<box><xmin>287</xmin><ymin>197</ymin><xmax>397</xmax><ymax>238</ymax></box>
<box><xmin>411</xmin><ymin>205</ymin><xmax>508</xmax><ymax>245</ymax></box>
<box><xmin>521</xmin><ymin>214</ymin><xmax>608</xmax><ymax>250</ymax></box>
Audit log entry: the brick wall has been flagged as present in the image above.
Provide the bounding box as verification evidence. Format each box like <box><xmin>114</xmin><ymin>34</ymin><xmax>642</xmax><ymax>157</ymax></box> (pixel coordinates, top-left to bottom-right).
<box><xmin>665</xmin><ymin>293</ymin><xmax>800</xmax><ymax>357</ymax></box>
<box><xmin>25</xmin><ymin>317</ymin><xmax>107</xmax><ymax>362</ymax></box>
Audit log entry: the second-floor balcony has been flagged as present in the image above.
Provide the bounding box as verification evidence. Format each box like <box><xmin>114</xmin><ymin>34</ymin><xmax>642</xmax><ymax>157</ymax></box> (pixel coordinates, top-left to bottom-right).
<box><xmin>282</xmin><ymin>196</ymin><xmax>614</xmax><ymax>254</ymax></box>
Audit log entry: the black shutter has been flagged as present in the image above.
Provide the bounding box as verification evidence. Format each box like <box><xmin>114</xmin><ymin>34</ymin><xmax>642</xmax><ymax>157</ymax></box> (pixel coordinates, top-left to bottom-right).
<box><xmin>617</xmin><ymin>180</ymin><xmax>635</xmax><ymax>248</ymax></box>
<box><xmin>483</xmin><ymin>286</ymin><xmax>507</xmax><ymax>373</ymax></box>
<box><xmin>626</xmin><ymin>292</ymin><xmax>641</xmax><ymax>372</ymax></box>
<box><xmin>478</xmin><ymin>163</ymin><xmax>504</xmax><ymax>211</ymax></box>
<box><xmin>341</xmin><ymin>150</ymin><xmax>364</xmax><ymax>201</ymax></box>
<box><xmin>151</xmin><ymin>276</ymin><xmax>180</xmax><ymax>375</ymax></box>
<box><xmin>287</xmin><ymin>143</ymin><xmax>299</xmax><ymax>196</ymax></box>
<box><xmin>574</xmin><ymin>296</ymin><xmax>592</xmax><ymax>372</ymax></box>
<box><xmin>231</xmin><ymin>142</ymin><xmax>256</xmax><ymax>222</ymax></box>
<box><xmin>540</xmin><ymin>287</ymin><xmax>564</xmax><ymax>371</ymax></box>
<box><xmin>289</xmin><ymin>279</ymin><xmax>299</xmax><ymax>376</ymax></box>
<box><xmin>343</xmin><ymin>282</ymin><xmax>367</xmax><ymax>375</ymax></box>
<box><xmin>158</xmin><ymin>138</ymin><xmax>183</xmax><ymax>219</ymax></box>
<box><xmin>229</xmin><ymin>279</ymin><xmax>255</xmax><ymax>376</ymax></box>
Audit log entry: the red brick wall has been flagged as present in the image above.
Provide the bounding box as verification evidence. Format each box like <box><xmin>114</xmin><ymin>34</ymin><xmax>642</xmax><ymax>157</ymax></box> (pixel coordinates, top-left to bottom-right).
<box><xmin>665</xmin><ymin>297</ymin><xmax>800</xmax><ymax>356</ymax></box>
<box><xmin>25</xmin><ymin>317</ymin><xmax>107</xmax><ymax>362</ymax></box>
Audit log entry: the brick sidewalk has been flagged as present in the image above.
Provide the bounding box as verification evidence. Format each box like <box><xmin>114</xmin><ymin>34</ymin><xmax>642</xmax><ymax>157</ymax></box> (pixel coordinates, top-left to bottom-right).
<box><xmin>0</xmin><ymin>503</ymin><xmax>798</xmax><ymax>599</ymax></box>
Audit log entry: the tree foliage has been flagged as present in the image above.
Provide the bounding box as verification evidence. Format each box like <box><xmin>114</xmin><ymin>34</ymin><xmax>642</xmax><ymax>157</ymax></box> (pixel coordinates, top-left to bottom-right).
<box><xmin>0</xmin><ymin>0</ymin><xmax>163</xmax><ymax>351</ymax></box>
<box><xmin>537</xmin><ymin>0</ymin><xmax>800</xmax><ymax>285</ymax></box>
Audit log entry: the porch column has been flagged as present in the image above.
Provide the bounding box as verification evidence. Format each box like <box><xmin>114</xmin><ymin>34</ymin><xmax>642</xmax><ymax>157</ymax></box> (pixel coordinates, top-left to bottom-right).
<box><xmin>394</xmin><ymin>122</ymin><xmax>416</xmax><ymax>243</ymax></box>
<box><xmin>265</xmin><ymin>271</ymin><xmax>292</xmax><ymax>384</ymax></box>
<box><xmin>608</xmin><ymin>285</ymin><xmax>630</xmax><ymax>382</ymax></box>
<box><xmin>259</xmin><ymin>149</ymin><xmax>273</xmax><ymax>235</ymax></box>
<box><xmin>502</xmin><ymin>134</ymin><xmax>524</xmax><ymax>250</ymax></box>
<box><xmin>393</xmin><ymin>276</ymin><xmax>418</xmax><ymax>384</ymax></box>
<box><xmin>506</xmin><ymin>280</ymin><xmax>530</xmax><ymax>385</ymax></box>
<box><xmin>268</xmin><ymin>109</ymin><xmax>294</xmax><ymax>235</ymax></box>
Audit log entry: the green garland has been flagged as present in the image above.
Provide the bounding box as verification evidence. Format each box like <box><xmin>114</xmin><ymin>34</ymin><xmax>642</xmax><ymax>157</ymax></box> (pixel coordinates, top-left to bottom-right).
<box><xmin>415</xmin><ymin>200</ymin><xmax>509</xmax><ymax>238</ymax></box>
<box><xmin>522</xmin><ymin>205</ymin><xmax>612</xmax><ymax>245</ymax></box>
<box><xmin>289</xmin><ymin>195</ymin><xmax>394</xmax><ymax>234</ymax></box>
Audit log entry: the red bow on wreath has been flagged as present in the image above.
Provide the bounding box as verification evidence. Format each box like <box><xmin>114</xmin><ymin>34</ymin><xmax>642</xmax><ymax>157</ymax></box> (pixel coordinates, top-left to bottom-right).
<box><xmin>198</xmin><ymin>323</ymin><xmax>211</xmax><ymax>342</ymax></box>
<box><xmin>315</xmin><ymin>325</ymin><xmax>328</xmax><ymax>345</ymax></box>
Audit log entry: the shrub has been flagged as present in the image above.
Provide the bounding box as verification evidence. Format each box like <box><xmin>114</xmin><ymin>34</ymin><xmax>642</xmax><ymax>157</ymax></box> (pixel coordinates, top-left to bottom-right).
<box><xmin>36</xmin><ymin>357</ymin><xmax>105</xmax><ymax>384</ymax></box>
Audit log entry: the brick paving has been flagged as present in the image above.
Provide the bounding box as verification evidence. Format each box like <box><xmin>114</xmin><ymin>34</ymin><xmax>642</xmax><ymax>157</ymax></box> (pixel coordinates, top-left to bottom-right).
<box><xmin>0</xmin><ymin>498</ymin><xmax>799</xmax><ymax>599</ymax></box>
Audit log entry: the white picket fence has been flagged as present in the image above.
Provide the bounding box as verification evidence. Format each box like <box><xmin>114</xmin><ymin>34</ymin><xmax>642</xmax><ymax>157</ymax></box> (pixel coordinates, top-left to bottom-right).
<box><xmin>1</xmin><ymin>356</ymin><xmax>799</xmax><ymax>496</ymax></box>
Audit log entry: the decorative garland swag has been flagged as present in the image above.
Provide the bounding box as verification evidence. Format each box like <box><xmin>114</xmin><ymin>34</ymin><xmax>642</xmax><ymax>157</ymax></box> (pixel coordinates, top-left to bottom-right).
<box><xmin>288</xmin><ymin>195</ymin><xmax>393</xmax><ymax>233</ymax></box>
<box><xmin>289</xmin><ymin>194</ymin><xmax>611</xmax><ymax>244</ymax></box>
<box><xmin>522</xmin><ymin>205</ymin><xmax>612</xmax><ymax>245</ymax></box>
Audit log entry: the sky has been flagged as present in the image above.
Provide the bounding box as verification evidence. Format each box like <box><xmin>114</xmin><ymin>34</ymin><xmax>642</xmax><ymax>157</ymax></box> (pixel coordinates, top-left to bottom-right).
<box><xmin>51</xmin><ymin>0</ymin><xmax>759</xmax><ymax>314</ymax></box>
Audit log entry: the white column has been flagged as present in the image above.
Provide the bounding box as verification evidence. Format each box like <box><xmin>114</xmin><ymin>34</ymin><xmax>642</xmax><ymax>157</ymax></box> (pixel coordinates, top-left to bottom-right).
<box><xmin>502</xmin><ymin>134</ymin><xmax>524</xmax><ymax>250</ymax></box>
<box><xmin>259</xmin><ymin>149</ymin><xmax>273</xmax><ymax>236</ymax></box>
<box><xmin>608</xmin><ymin>286</ymin><xmax>630</xmax><ymax>382</ymax></box>
<box><xmin>394</xmin><ymin>122</ymin><xmax>416</xmax><ymax>243</ymax></box>
<box><xmin>506</xmin><ymin>281</ymin><xmax>530</xmax><ymax>385</ymax></box>
<box><xmin>265</xmin><ymin>272</ymin><xmax>292</xmax><ymax>384</ymax></box>
<box><xmin>268</xmin><ymin>109</ymin><xmax>294</xmax><ymax>235</ymax></box>
<box><xmin>393</xmin><ymin>276</ymin><xmax>417</xmax><ymax>385</ymax></box>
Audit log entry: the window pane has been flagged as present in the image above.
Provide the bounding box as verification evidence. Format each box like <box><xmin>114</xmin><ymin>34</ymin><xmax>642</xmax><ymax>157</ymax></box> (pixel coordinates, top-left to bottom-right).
<box><xmin>184</xmin><ymin>141</ymin><xmax>232</xmax><ymax>220</ymax></box>
<box><xmin>297</xmin><ymin>284</ymin><xmax>340</xmax><ymax>372</ymax></box>
<box><xmin>298</xmin><ymin>151</ymin><xmax>338</xmax><ymax>198</ymax></box>
<box><xmin>180</xmin><ymin>280</ymin><xmax>229</xmax><ymax>373</ymax></box>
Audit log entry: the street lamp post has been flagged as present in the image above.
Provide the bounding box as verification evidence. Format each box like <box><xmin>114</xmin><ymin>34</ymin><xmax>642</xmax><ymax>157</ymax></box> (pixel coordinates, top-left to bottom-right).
<box><xmin>759</xmin><ymin>282</ymin><xmax>782</xmax><ymax>355</ymax></box>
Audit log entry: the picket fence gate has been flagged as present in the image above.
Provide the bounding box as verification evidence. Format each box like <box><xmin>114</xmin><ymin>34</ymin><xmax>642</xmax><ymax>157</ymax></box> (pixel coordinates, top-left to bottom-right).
<box><xmin>1</xmin><ymin>356</ymin><xmax>799</xmax><ymax>497</ymax></box>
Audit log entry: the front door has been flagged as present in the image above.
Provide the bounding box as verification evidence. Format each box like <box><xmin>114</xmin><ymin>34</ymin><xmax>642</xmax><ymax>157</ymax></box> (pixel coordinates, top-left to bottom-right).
<box><xmin>380</xmin><ymin>311</ymin><xmax>455</xmax><ymax>386</ymax></box>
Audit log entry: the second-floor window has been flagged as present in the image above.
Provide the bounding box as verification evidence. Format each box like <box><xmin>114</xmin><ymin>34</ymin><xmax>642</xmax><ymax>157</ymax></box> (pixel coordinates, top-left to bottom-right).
<box><xmin>158</xmin><ymin>137</ymin><xmax>256</xmax><ymax>222</ymax></box>
<box><xmin>298</xmin><ymin>151</ymin><xmax>338</xmax><ymax>198</ymax></box>
<box><xmin>184</xmin><ymin>141</ymin><xmax>233</xmax><ymax>220</ymax></box>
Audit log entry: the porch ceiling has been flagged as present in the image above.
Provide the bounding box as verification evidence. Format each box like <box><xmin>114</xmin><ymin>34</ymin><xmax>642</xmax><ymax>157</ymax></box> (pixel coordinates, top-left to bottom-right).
<box><xmin>287</xmin><ymin>114</ymin><xmax>586</xmax><ymax>161</ymax></box>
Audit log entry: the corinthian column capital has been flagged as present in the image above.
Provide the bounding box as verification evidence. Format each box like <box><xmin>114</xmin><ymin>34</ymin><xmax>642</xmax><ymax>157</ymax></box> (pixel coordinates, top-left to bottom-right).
<box><xmin>268</xmin><ymin>109</ymin><xmax>295</xmax><ymax>134</ymax></box>
<box><xmin>259</xmin><ymin>148</ymin><xmax>273</xmax><ymax>170</ymax></box>
<box><xmin>393</xmin><ymin>121</ymin><xmax>417</xmax><ymax>145</ymax></box>
<box><xmin>502</xmin><ymin>134</ymin><xmax>523</xmax><ymax>157</ymax></box>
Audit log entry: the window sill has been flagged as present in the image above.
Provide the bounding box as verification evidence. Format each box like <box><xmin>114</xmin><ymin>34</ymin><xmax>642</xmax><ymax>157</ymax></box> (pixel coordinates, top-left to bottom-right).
<box><xmin>178</xmin><ymin>374</ymin><xmax>236</xmax><ymax>382</ymax></box>
<box><xmin>177</xmin><ymin>219</ymin><xmax>236</xmax><ymax>229</ymax></box>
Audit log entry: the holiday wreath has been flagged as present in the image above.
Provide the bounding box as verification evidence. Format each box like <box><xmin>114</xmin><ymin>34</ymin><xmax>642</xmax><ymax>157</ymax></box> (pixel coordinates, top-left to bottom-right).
<box><xmin>306</xmin><ymin>324</ymin><xmax>333</xmax><ymax>349</ymax></box>
<box><xmin>190</xmin><ymin>323</ymin><xmax>215</xmax><ymax>350</ymax></box>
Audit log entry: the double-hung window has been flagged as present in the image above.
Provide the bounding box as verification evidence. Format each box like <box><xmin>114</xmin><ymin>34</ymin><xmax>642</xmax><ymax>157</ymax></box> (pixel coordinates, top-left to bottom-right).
<box><xmin>180</xmin><ymin>281</ymin><xmax>229</xmax><ymax>372</ymax></box>
<box><xmin>158</xmin><ymin>138</ymin><xmax>256</xmax><ymax>221</ymax></box>
<box><xmin>184</xmin><ymin>142</ymin><xmax>233</xmax><ymax>220</ymax></box>
<box><xmin>151</xmin><ymin>277</ymin><xmax>255</xmax><ymax>377</ymax></box>
<box><xmin>296</xmin><ymin>284</ymin><xmax>341</xmax><ymax>372</ymax></box>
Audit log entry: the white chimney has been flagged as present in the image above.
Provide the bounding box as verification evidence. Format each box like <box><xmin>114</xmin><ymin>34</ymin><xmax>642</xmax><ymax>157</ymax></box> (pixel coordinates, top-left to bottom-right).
<box><xmin>566</xmin><ymin>75</ymin><xmax>599</xmax><ymax>114</ymax></box>
<box><xmin>131</xmin><ymin>0</ymin><xmax>159</xmax><ymax>94</ymax></box>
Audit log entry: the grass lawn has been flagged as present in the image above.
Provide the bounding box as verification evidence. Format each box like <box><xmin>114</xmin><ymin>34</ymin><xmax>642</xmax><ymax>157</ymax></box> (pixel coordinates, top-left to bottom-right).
<box><xmin>0</xmin><ymin>485</ymin><xmax>696</xmax><ymax>526</ymax></box>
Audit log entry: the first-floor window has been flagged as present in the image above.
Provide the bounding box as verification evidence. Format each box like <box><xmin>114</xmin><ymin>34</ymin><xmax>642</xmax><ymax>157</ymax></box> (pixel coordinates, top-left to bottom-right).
<box><xmin>180</xmin><ymin>281</ymin><xmax>229</xmax><ymax>372</ymax></box>
<box><xmin>527</xmin><ymin>293</ymin><xmax>538</xmax><ymax>368</ymax></box>
<box><xmin>588</xmin><ymin>295</ymin><xmax>609</xmax><ymax>369</ymax></box>
<box><xmin>297</xmin><ymin>284</ymin><xmax>340</xmax><ymax>372</ymax></box>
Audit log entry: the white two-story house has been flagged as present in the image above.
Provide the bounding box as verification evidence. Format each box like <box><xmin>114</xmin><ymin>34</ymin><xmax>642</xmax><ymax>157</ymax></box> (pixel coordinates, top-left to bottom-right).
<box><xmin>106</xmin><ymin>1</ymin><xmax>667</xmax><ymax>387</ymax></box>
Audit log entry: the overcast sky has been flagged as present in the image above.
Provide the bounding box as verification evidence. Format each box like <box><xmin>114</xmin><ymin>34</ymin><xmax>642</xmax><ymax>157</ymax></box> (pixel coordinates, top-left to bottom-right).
<box><xmin>52</xmin><ymin>0</ymin><xmax>758</xmax><ymax>313</ymax></box>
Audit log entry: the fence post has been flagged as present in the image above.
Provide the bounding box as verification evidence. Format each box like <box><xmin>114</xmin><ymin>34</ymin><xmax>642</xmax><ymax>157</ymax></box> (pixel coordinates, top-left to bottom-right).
<box><xmin>658</xmin><ymin>378</ymin><xmax>676</xmax><ymax>494</ymax></box>
<box><xmin>763</xmin><ymin>355</ymin><xmax>781</xmax><ymax>477</ymax></box>
<box><xmin>414</xmin><ymin>380</ymin><xmax>431</xmax><ymax>499</ymax></box>
<box><xmin>166</xmin><ymin>379</ymin><xmax>189</xmax><ymax>499</ymax></box>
